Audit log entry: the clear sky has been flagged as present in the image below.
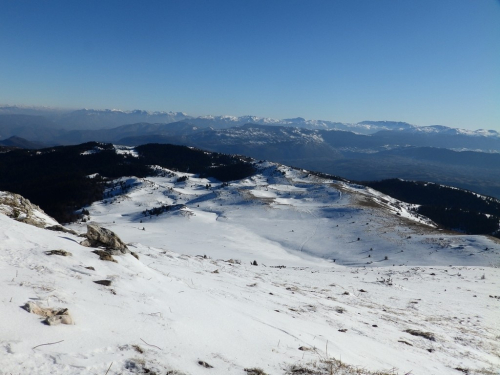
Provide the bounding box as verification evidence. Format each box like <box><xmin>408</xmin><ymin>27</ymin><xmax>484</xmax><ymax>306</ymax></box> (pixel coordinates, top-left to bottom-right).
<box><xmin>0</xmin><ymin>0</ymin><xmax>498</xmax><ymax>130</ymax></box>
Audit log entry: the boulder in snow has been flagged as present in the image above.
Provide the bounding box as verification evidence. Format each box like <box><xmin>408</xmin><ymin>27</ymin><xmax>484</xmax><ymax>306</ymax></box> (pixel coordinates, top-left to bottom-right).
<box><xmin>80</xmin><ymin>223</ymin><xmax>129</xmax><ymax>254</ymax></box>
<box><xmin>22</xmin><ymin>302</ymin><xmax>73</xmax><ymax>325</ymax></box>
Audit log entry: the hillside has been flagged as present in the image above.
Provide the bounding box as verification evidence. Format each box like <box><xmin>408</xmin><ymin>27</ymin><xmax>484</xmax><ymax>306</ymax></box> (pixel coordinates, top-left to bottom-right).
<box><xmin>0</xmin><ymin>162</ymin><xmax>499</xmax><ymax>374</ymax></box>
<box><xmin>1</xmin><ymin>142</ymin><xmax>499</xmax><ymax>238</ymax></box>
<box><xmin>364</xmin><ymin>180</ymin><xmax>500</xmax><ymax>237</ymax></box>
<box><xmin>0</xmin><ymin>135</ymin><xmax>49</xmax><ymax>149</ymax></box>
<box><xmin>117</xmin><ymin>125</ymin><xmax>500</xmax><ymax>199</ymax></box>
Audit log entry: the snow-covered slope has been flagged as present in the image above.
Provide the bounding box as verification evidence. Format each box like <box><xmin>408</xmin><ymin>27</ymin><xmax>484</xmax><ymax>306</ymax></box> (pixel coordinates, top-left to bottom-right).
<box><xmin>187</xmin><ymin>117</ymin><xmax>418</xmax><ymax>135</ymax></box>
<box><xmin>1</xmin><ymin>164</ymin><xmax>499</xmax><ymax>374</ymax></box>
<box><xmin>68</xmin><ymin>163</ymin><xmax>499</xmax><ymax>267</ymax></box>
<box><xmin>191</xmin><ymin>124</ymin><xmax>325</xmax><ymax>147</ymax></box>
<box><xmin>402</xmin><ymin>125</ymin><xmax>500</xmax><ymax>138</ymax></box>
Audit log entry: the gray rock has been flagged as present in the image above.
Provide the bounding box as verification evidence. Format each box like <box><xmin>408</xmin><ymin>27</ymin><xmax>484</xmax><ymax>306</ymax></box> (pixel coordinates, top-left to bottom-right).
<box><xmin>94</xmin><ymin>279</ymin><xmax>112</xmax><ymax>286</ymax></box>
<box><xmin>23</xmin><ymin>301</ymin><xmax>51</xmax><ymax>317</ymax></box>
<box><xmin>45</xmin><ymin>314</ymin><xmax>73</xmax><ymax>326</ymax></box>
<box><xmin>22</xmin><ymin>302</ymin><xmax>73</xmax><ymax>325</ymax></box>
<box><xmin>80</xmin><ymin>223</ymin><xmax>129</xmax><ymax>254</ymax></box>
<box><xmin>80</xmin><ymin>239</ymin><xmax>92</xmax><ymax>247</ymax></box>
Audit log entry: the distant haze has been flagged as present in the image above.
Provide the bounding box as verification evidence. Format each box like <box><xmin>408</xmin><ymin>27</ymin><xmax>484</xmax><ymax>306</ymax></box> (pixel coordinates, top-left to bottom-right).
<box><xmin>0</xmin><ymin>1</ymin><xmax>499</xmax><ymax>131</ymax></box>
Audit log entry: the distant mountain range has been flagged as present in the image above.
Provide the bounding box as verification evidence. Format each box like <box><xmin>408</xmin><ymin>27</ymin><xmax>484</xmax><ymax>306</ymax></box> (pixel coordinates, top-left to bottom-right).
<box><xmin>1</xmin><ymin>105</ymin><xmax>498</xmax><ymax>137</ymax></box>
<box><xmin>1</xmin><ymin>106</ymin><xmax>500</xmax><ymax>198</ymax></box>
<box><xmin>1</xmin><ymin>112</ymin><xmax>500</xmax><ymax>152</ymax></box>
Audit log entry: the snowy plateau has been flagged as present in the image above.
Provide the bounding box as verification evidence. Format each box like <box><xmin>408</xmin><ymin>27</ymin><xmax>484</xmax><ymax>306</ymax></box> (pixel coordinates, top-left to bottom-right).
<box><xmin>1</xmin><ymin>161</ymin><xmax>499</xmax><ymax>375</ymax></box>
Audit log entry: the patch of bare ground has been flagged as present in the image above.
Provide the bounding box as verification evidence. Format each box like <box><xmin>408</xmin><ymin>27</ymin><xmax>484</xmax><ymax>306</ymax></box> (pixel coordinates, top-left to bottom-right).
<box><xmin>239</xmin><ymin>189</ymin><xmax>275</xmax><ymax>204</ymax></box>
<box><xmin>352</xmin><ymin>195</ymin><xmax>435</xmax><ymax>233</ymax></box>
<box><xmin>453</xmin><ymin>368</ymin><xmax>499</xmax><ymax>375</ymax></box>
<box><xmin>329</xmin><ymin>182</ymin><xmax>355</xmax><ymax>196</ymax></box>
<box><xmin>351</xmin><ymin>195</ymin><xmax>385</xmax><ymax>210</ymax></box>
<box><xmin>286</xmin><ymin>358</ymin><xmax>498</xmax><ymax>375</ymax></box>
<box><xmin>285</xmin><ymin>357</ymin><xmax>401</xmax><ymax>375</ymax></box>
<box><xmin>398</xmin><ymin>216</ymin><xmax>447</xmax><ymax>235</ymax></box>
<box><xmin>352</xmin><ymin>193</ymin><xmax>467</xmax><ymax>237</ymax></box>
<box><xmin>485</xmin><ymin>235</ymin><xmax>500</xmax><ymax>245</ymax></box>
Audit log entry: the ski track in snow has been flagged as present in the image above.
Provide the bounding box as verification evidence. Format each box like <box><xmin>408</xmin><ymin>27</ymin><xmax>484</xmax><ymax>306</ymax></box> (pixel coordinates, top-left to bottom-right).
<box><xmin>1</xmin><ymin>162</ymin><xmax>500</xmax><ymax>375</ymax></box>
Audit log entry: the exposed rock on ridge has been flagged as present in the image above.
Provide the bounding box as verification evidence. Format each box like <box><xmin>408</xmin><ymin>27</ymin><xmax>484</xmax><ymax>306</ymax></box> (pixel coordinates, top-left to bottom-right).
<box><xmin>0</xmin><ymin>191</ymin><xmax>58</xmax><ymax>228</ymax></box>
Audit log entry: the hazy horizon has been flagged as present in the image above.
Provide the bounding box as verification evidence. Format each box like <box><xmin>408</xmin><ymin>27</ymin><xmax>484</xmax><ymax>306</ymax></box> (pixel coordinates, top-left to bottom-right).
<box><xmin>2</xmin><ymin>103</ymin><xmax>498</xmax><ymax>132</ymax></box>
<box><xmin>1</xmin><ymin>0</ymin><xmax>499</xmax><ymax>131</ymax></box>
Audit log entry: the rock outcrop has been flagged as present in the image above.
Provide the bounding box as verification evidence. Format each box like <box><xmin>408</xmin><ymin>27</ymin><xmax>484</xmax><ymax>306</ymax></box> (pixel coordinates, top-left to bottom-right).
<box><xmin>80</xmin><ymin>223</ymin><xmax>129</xmax><ymax>254</ymax></box>
<box><xmin>0</xmin><ymin>191</ymin><xmax>59</xmax><ymax>228</ymax></box>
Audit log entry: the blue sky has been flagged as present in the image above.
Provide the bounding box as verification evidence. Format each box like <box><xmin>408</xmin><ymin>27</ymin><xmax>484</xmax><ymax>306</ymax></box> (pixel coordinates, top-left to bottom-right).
<box><xmin>0</xmin><ymin>0</ymin><xmax>498</xmax><ymax>130</ymax></box>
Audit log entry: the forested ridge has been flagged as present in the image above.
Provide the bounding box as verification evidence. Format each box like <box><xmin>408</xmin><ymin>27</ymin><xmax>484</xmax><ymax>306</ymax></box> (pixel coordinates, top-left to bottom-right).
<box><xmin>0</xmin><ymin>142</ymin><xmax>254</xmax><ymax>222</ymax></box>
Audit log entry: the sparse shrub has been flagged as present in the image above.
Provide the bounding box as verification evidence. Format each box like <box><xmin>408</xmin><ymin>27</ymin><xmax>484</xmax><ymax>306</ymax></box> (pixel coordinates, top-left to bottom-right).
<box><xmin>245</xmin><ymin>368</ymin><xmax>268</xmax><ymax>375</ymax></box>
<box><xmin>404</xmin><ymin>329</ymin><xmax>436</xmax><ymax>341</ymax></box>
<box><xmin>377</xmin><ymin>277</ymin><xmax>393</xmax><ymax>286</ymax></box>
<box><xmin>132</xmin><ymin>344</ymin><xmax>144</xmax><ymax>353</ymax></box>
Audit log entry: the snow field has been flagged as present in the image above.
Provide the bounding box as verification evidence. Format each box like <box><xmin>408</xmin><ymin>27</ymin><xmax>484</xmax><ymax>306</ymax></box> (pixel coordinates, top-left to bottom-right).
<box><xmin>0</xmin><ymin>162</ymin><xmax>499</xmax><ymax>374</ymax></box>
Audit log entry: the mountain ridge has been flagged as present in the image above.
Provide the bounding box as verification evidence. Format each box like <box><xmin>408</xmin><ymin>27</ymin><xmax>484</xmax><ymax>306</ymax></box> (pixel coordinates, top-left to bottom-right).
<box><xmin>1</xmin><ymin>106</ymin><xmax>498</xmax><ymax>136</ymax></box>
